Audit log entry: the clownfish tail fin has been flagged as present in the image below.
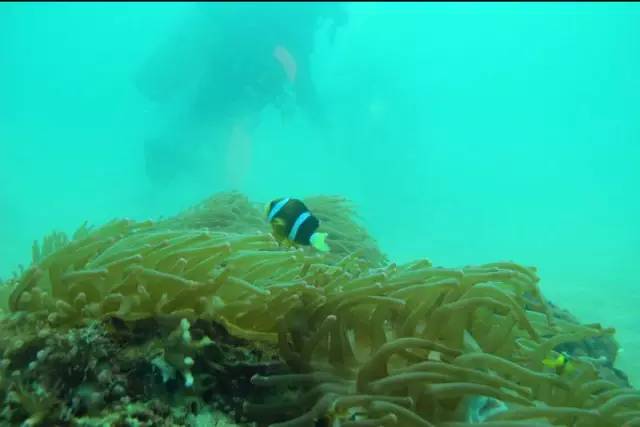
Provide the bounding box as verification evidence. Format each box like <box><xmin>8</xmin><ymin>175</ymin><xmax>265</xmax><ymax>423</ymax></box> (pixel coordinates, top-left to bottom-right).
<box><xmin>310</xmin><ymin>232</ymin><xmax>330</xmax><ymax>253</ymax></box>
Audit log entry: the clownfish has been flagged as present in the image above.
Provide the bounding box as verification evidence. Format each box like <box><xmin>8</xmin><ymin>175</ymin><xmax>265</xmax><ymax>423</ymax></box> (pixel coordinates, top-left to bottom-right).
<box><xmin>542</xmin><ymin>352</ymin><xmax>576</xmax><ymax>376</ymax></box>
<box><xmin>265</xmin><ymin>197</ymin><xmax>330</xmax><ymax>253</ymax></box>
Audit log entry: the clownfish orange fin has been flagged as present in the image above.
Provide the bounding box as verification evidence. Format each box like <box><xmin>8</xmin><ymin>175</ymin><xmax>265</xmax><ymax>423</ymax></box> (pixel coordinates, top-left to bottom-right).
<box><xmin>271</xmin><ymin>218</ymin><xmax>287</xmax><ymax>230</ymax></box>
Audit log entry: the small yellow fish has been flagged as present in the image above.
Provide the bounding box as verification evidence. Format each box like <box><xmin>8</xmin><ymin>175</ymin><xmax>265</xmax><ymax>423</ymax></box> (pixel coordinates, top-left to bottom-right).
<box><xmin>542</xmin><ymin>352</ymin><xmax>575</xmax><ymax>376</ymax></box>
<box><xmin>265</xmin><ymin>197</ymin><xmax>330</xmax><ymax>252</ymax></box>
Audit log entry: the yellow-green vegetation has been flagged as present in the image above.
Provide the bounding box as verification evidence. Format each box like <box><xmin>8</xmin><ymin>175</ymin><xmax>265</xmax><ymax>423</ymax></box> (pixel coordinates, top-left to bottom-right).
<box><xmin>0</xmin><ymin>191</ymin><xmax>635</xmax><ymax>426</ymax></box>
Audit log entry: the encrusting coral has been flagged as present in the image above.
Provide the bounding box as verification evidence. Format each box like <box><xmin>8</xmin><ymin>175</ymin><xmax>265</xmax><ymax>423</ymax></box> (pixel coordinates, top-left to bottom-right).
<box><xmin>0</xmin><ymin>191</ymin><xmax>635</xmax><ymax>426</ymax></box>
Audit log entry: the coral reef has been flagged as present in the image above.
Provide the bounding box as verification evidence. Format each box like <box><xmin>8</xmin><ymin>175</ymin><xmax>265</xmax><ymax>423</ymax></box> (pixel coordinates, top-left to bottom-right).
<box><xmin>0</xmin><ymin>191</ymin><xmax>636</xmax><ymax>426</ymax></box>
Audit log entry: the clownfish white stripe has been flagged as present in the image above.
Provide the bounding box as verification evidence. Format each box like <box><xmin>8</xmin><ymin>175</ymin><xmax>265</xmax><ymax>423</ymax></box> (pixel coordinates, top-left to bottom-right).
<box><xmin>268</xmin><ymin>198</ymin><xmax>290</xmax><ymax>222</ymax></box>
<box><xmin>288</xmin><ymin>211</ymin><xmax>311</xmax><ymax>241</ymax></box>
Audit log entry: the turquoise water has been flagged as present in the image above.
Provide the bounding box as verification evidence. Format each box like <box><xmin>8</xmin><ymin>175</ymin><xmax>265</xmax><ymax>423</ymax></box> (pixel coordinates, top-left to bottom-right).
<box><xmin>1</xmin><ymin>2</ymin><xmax>639</xmax><ymax>384</ymax></box>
